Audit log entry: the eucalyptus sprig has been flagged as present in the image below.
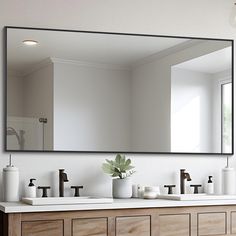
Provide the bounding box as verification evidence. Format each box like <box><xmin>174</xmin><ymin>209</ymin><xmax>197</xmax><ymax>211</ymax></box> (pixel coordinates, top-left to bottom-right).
<box><xmin>102</xmin><ymin>154</ymin><xmax>135</xmax><ymax>179</ymax></box>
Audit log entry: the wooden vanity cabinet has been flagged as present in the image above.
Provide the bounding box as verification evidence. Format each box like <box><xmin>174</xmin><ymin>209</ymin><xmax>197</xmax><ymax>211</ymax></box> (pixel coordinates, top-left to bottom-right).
<box><xmin>2</xmin><ymin>205</ymin><xmax>236</xmax><ymax>236</ymax></box>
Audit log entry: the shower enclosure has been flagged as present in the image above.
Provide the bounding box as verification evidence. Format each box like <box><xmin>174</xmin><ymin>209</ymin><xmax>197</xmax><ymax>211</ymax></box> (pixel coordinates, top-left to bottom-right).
<box><xmin>6</xmin><ymin>116</ymin><xmax>45</xmax><ymax>150</ymax></box>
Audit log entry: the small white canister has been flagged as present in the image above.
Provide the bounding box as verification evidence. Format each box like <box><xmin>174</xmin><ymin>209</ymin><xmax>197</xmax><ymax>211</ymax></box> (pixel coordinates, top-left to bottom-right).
<box><xmin>138</xmin><ymin>186</ymin><xmax>145</xmax><ymax>198</ymax></box>
<box><xmin>143</xmin><ymin>186</ymin><xmax>160</xmax><ymax>199</ymax></box>
<box><xmin>3</xmin><ymin>156</ymin><xmax>19</xmax><ymax>202</ymax></box>
<box><xmin>132</xmin><ymin>184</ymin><xmax>140</xmax><ymax>198</ymax></box>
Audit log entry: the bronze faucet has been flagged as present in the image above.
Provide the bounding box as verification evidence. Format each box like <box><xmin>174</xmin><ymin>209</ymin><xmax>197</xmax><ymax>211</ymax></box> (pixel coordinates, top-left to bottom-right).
<box><xmin>59</xmin><ymin>169</ymin><xmax>69</xmax><ymax>197</ymax></box>
<box><xmin>180</xmin><ymin>169</ymin><xmax>192</xmax><ymax>194</ymax></box>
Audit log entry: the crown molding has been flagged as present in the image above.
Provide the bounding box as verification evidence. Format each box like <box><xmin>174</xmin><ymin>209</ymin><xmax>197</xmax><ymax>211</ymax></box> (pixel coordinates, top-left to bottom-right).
<box><xmin>50</xmin><ymin>57</ymin><xmax>130</xmax><ymax>71</ymax></box>
<box><xmin>213</xmin><ymin>69</ymin><xmax>231</xmax><ymax>79</ymax></box>
<box><xmin>21</xmin><ymin>57</ymin><xmax>53</xmax><ymax>77</ymax></box>
<box><xmin>7</xmin><ymin>69</ymin><xmax>24</xmax><ymax>77</ymax></box>
<box><xmin>15</xmin><ymin>56</ymin><xmax>130</xmax><ymax>77</ymax></box>
<box><xmin>132</xmin><ymin>40</ymin><xmax>204</xmax><ymax>67</ymax></box>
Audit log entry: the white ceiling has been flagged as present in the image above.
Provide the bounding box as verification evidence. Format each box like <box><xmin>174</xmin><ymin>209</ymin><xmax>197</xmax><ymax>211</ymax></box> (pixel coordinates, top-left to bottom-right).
<box><xmin>7</xmin><ymin>28</ymin><xmax>189</xmax><ymax>73</ymax></box>
<box><xmin>174</xmin><ymin>47</ymin><xmax>232</xmax><ymax>74</ymax></box>
<box><xmin>7</xmin><ymin>28</ymin><xmax>232</xmax><ymax>75</ymax></box>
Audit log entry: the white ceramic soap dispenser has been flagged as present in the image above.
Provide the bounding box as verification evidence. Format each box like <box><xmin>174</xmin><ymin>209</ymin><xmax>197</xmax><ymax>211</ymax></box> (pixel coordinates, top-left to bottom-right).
<box><xmin>206</xmin><ymin>176</ymin><xmax>214</xmax><ymax>194</ymax></box>
<box><xmin>25</xmin><ymin>178</ymin><xmax>37</xmax><ymax>198</ymax></box>
<box><xmin>222</xmin><ymin>157</ymin><xmax>235</xmax><ymax>195</ymax></box>
<box><xmin>3</xmin><ymin>155</ymin><xmax>20</xmax><ymax>202</ymax></box>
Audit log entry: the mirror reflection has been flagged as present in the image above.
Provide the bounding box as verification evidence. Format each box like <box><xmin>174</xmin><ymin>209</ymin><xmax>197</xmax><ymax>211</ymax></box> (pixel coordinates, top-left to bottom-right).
<box><xmin>6</xmin><ymin>27</ymin><xmax>233</xmax><ymax>154</ymax></box>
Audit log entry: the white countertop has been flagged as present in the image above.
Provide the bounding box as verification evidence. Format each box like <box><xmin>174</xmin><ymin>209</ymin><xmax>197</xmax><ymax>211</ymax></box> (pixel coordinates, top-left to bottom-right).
<box><xmin>2</xmin><ymin>198</ymin><xmax>236</xmax><ymax>213</ymax></box>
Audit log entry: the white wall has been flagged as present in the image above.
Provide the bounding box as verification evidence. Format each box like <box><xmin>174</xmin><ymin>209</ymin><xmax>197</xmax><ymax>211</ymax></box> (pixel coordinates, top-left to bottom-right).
<box><xmin>7</xmin><ymin>74</ymin><xmax>24</xmax><ymax>117</ymax></box>
<box><xmin>0</xmin><ymin>0</ymin><xmax>235</xmax><ymax>199</ymax></box>
<box><xmin>53</xmin><ymin>62</ymin><xmax>131</xmax><ymax>151</ymax></box>
<box><xmin>171</xmin><ymin>67</ymin><xmax>213</xmax><ymax>153</ymax></box>
<box><xmin>23</xmin><ymin>64</ymin><xmax>54</xmax><ymax>150</ymax></box>
<box><xmin>131</xmin><ymin>60</ymin><xmax>171</xmax><ymax>152</ymax></box>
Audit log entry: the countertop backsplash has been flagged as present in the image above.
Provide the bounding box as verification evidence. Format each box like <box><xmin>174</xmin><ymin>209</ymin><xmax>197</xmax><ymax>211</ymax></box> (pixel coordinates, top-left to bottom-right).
<box><xmin>0</xmin><ymin>153</ymin><xmax>232</xmax><ymax>200</ymax></box>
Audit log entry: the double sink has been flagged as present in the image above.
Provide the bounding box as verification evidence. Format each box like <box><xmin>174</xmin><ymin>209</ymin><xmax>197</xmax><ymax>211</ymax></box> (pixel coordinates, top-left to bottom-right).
<box><xmin>22</xmin><ymin>168</ymin><xmax>236</xmax><ymax>206</ymax></box>
<box><xmin>21</xmin><ymin>194</ymin><xmax>236</xmax><ymax>206</ymax></box>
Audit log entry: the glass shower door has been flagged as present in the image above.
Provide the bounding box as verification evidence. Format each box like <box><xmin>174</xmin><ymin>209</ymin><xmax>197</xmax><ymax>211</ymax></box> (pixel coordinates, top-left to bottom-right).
<box><xmin>7</xmin><ymin>116</ymin><xmax>44</xmax><ymax>150</ymax></box>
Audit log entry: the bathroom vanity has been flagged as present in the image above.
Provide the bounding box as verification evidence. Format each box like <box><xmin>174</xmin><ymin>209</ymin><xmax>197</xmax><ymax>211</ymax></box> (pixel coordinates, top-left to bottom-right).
<box><xmin>1</xmin><ymin>199</ymin><xmax>236</xmax><ymax>236</ymax></box>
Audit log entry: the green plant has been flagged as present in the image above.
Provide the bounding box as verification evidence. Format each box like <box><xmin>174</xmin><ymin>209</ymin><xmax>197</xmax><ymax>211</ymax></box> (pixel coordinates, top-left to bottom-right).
<box><xmin>102</xmin><ymin>154</ymin><xmax>135</xmax><ymax>179</ymax></box>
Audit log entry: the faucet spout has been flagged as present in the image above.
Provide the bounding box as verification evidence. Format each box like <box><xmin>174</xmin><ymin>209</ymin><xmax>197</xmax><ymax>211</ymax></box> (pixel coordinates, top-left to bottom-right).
<box><xmin>180</xmin><ymin>169</ymin><xmax>192</xmax><ymax>194</ymax></box>
<box><xmin>184</xmin><ymin>173</ymin><xmax>192</xmax><ymax>181</ymax></box>
<box><xmin>59</xmin><ymin>169</ymin><xmax>69</xmax><ymax>197</ymax></box>
<box><xmin>62</xmin><ymin>173</ymin><xmax>69</xmax><ymax>182</ymax></box>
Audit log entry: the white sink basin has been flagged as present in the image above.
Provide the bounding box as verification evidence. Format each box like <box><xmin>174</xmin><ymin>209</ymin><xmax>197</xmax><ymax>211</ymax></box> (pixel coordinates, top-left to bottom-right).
<box><xmin>157</xmin><ymin>194</ymin><xmax>236</xmax><ymax>201</ymax></box>
<box><xmin>22</xmin><ymin>197</ymin><xmax>113</xmax><ymax>206</ymax></box>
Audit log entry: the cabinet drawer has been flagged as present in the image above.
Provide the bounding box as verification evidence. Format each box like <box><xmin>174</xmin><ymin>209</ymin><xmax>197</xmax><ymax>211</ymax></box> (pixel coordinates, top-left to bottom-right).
<box><xmin>198</xmin><ymin>212</ymin><xmax>227</xmax><ymax>236</ymax></box>
<box><xmin>231</xmin><ymin>212</ymin><xmax>236</xmax><ymax>234</ymax></box>
<box><xmin>72</xmin><ymin>217</ymin><xmax>108</xmax><ymax>236</ymax></box>
<box><xmin>22</xmin><ymin>220</ymin><xmax>63</xmax><ymax>236</ymax></box>
<box><xmin>159</xmin><ymin>214</ymin><xmax>190</xmax><ymax>236</ymax></box>
<box><xmin>116</xmin><ymin>216</ymin><xmax>151</xmax><ymax>236</ymax></box>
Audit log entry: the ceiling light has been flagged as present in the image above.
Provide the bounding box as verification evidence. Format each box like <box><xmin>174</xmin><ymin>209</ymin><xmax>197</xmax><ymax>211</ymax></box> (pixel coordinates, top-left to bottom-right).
<box><xmin>22</xmin><ymin>40</ymin><xmax>39</xmax><ymax>46</ymax></box>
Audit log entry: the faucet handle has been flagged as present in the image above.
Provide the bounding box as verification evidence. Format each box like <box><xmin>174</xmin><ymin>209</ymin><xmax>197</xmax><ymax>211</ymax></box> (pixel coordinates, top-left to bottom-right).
<box><xmin>71</xmin><ymin>186</ymin><xmax>83</xmax><ymax>197</ymax></box>
<box><xmin>38</xmin><ymin>186</ymin><xmax>51</xmax><ymax>197</ymax></box>
<box><xmin>164</xmin><ymin>185</ymin><xmax>176</xmax><ymax>194</ymax></box>
<box><xmin>190</xmin><ymin>184</ymin><xmax>202</xmax><ymax>194</ymax></box>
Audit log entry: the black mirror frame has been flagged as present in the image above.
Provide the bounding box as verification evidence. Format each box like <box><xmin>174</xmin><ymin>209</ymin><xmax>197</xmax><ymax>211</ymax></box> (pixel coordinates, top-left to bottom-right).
<box><xmin>3</xmin><ymin>26</ymin><xmax>234</xmax><ymax>155</ymax></box>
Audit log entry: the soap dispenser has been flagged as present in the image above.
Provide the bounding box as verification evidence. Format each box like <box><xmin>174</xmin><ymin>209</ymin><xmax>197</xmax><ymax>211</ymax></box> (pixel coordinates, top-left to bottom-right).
<box><xmin>25</xmin><ymin>179</ymin><xmax>37</xmax><ymax>198</ymax></box>
<box><xmin>3</xmin><ymin>155</ymin><xmax>19</xmax><ymax>202</ymax></box>
<box><xmin>206</xmin><ymin>176</ymin><xmax>214</xmax><ymax>194</ymax></box>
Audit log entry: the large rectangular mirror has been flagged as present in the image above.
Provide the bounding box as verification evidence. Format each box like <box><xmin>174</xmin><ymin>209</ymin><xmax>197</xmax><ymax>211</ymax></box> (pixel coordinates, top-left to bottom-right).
<box><xmin>5</xmin><ymin>27</ymin><xmax>234</xmax><ymax>154</ymax></box>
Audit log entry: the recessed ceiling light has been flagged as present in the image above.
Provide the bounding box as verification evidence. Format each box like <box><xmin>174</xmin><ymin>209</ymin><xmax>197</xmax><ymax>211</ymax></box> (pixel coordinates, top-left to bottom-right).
<box><xmin>22</xmin><ymin>40</ymin><xmax>39</xmax><ymax>46</ymax></box>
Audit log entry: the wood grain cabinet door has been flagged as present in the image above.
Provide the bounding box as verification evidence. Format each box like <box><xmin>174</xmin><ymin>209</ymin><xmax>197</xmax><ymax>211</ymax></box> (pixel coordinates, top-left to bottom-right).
<box><xmin>198</xmin><ymin>212</ymin><xmax>227</xmax><ymax>236</ymax></box>
<box><xmin>22</xmin><ymin>220</ymin><xmax>64</xmax><ymax>236</ymax></box>
<box><xmin>116</xmin><ymin>216</ymin><xmax>151</xmax><ymax>236</ymax></box>
<box><xmin>231</xmin><ymin>212</ymin><xmax>236</xmax><ymax>234</ymax></box>
<box><xmin>159</xmin><ymin>214</ymin><xmax>190</xmax><ymax>236</ymax></box>
<box><xmin>72</xmin><ymin>218</ymin><xmax>108</xmax><ymax>236</ymax></box>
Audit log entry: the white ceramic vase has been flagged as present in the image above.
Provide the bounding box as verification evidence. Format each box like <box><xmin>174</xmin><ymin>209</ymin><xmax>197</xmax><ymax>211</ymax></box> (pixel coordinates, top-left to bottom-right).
<box><xmin>112</xmin><ymin>178</ymin><xmax>132</xmax><ymax>198</ymax></box>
